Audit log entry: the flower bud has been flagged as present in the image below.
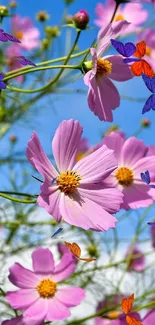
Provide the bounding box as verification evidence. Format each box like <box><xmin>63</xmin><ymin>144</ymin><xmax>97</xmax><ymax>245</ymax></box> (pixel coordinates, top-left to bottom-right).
<box><xmin>9</xmin><ymin>1</ymin><xmax>17</xmax><ymax>8</ymax></box>
<box><xmin>45</xmin><ymin>26</ymin><xmax>59</xmax><ymax>38</ymax></box>
<box><xmin>87</xmin><ymin>245</ymin><xmax>99</xmax><ymax>258</ymax></box>
<box><xmin>36</xmin><ymin>11</ymin><xmax>49</xmax><ymax>22</ymax></box>
<box><xmin>10</xmin><ymin>134</ymin><xmax>17</xmax><ymax>143</ymax></box>
<box><xmin>73</xmin><ymin>10</ymin><xmax>89</xmax><ymax>30</ymax></box>
<box><xmin>141</xmin><ymin>118</ymin><xmax>151</xmax><ymax>128</ymax></box>
<box><xmin>41</xmin><ymin>38</ymin><xmax>50</xmax><ymax>49</ymax></box>
<box><xmin>0</xmin><ymin>6</ymin><xmax>8</xmax><ymax>16</ymax></box>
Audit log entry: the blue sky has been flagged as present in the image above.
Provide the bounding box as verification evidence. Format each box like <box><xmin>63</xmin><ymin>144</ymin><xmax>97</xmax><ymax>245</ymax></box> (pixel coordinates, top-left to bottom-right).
<box><xmin>1</xmin><ymin>0</ymin><xmax>155</xmax><ymax>240</ymax></box>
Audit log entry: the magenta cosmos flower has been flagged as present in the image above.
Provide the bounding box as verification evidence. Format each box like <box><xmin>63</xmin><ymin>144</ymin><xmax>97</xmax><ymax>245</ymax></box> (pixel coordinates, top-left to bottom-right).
<box><xmin>6</xmin><ymin>247</ymin><xmax>85</xmax><ymax>322</ymax></box>
<box><xmin>2</xmin><ymin>316</ymin><xmax>44</xmax><ymax>325</ymax></box>
<box><xmin>125</xmin><ymin>246</ymin><xmax>145</xmax><ymax>272</ymax></box>
<box><xmin>27</xmin><ymin>119</ymin><xmax>123</xmax><ymax>231</ymax></box>
<box><xmin>137</xmin><ymin>28</ymin><xmax>155</xmax><ymax>71</ymax></box>
<box><xmin>94</xmin><ymin>0</ymin><xmax>148</xmax><ymax>33</ymax></box>
<box><xmin>143</xmin><ymin>310</ymin><xmax>155</xmax><ymax>325</ymax></box>
<box><xmin>12</xmin><ymin>15</ymin><xmax>40</xmax><ymax>51</ymax></box>
<box><xmin>100</xmin><ymin>312</ymin><xmax>141</xmax><ymax>325</ymax></box>
<box><xmin>102</xmin><ymin>131</ymin><xmax>155</xmax><ymax>209</ymax></box>
<box><xmin>84</xmin><ymin>21</ymin><xmax>133</xmax><ymax>122</ymax></box>
<box><xmin>95</xmin><ymin>295</ymin><xmax>123</xmax><ymax>325</ymax></box>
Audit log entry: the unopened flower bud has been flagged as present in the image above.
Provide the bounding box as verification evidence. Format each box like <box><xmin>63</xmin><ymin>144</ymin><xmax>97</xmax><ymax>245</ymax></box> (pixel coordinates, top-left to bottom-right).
<box><xmin>9</xmin><ymin>1</ymin><xmax>17</xmax><ymax>8</ymax></box>
<box><xmin>45</xmin><ymin>26</ymin><xmax>59</xmax><ymax>38</ymax></box>
<box><xmin>87</xmin><ymin>245</ymin><xmax>99</xmax><ymax>258</ymax></box>
<box><xmin>73</xmin><ymin>10</ymin><xmax>89</xmax><ymax>30</ymax></box>
<box><xmin>64</xmin><ymin>14</ymin><xmax>73</xmax><ymax>24</ymax></box>
<box><xmin>0</xmin><ymin>6</ymin><xmax>8</xmax><ymax>16</ymax></box>
<box><xmin>41</xmin><ymin>38</ymin><xmax>50</xmax><ymax>49</ymax></box>
<box><xmin>141</xmin><ymin>118</ymin><xmax>151</xmax><ymax>128</ymax></box>
<box><xmin>10</xmin><ymin>134</ymin><xmax>17</xmax><ymax>143</ymax></box>
<box><xmin>36</xmin><ymin>11</ymin><xmax>49</xmax><ymax>22</ymax></box>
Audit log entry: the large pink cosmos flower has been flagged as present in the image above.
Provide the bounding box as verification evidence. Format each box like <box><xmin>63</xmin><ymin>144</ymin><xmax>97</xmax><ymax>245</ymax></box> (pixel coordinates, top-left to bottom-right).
<box><xmin>84</xmin><ymin>21</ymin><xmax>133</xmax><ymax>122</ymax></box>
<box><xmin>137</xmin><ymin>28</ymin><xmax>155</xmax><ymax>71</ymax></box>
<box><xmin>102</xmin><ymin>131</ymin><xmax>155</xmax><ymax>209</ymax></box>
<box><xmin>12</xmin><ymin>15</ymin><xmax>40</xmax><ymax>51</ymax></box>
<box><xmin>94</xmin><ymin>0</ymin><xmax>148</xmax><ymax>33</ymax></box>
<box><xmin>6</xmin><ymin>247</ymin><xmax>85</xmax><ymax>322</ymax></box>
<box><xmin>26</xmin><ymin>119</ymin><xmax>123</xmax><ymax>231</ymax></box>
<box><xmin>6</xmin><ymin>45</ymin><xmax>24</xmax><ymax>83</ymax></box>
<box><xmin>125</xmin><ymin>246</ymin><xmax>145</xmax><ymax>272</ymax></box>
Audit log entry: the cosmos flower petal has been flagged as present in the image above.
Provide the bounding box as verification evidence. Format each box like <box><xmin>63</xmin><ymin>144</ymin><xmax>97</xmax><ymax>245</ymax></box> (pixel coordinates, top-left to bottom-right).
<box><xmin>23</xmin><ymin>298</ymin><xmax>48</xmax><ymax>318</ymax></box>
<box><xmin>120</xmin><ymin>137</ymin><xmax>147</xmax><ymax>167</ymax></box>
<box><xmin>56</xmin><ymin>287</ymin><xmax>85</xmax><ymax>307</ymax></box>
<box><xmin>122</xmin><ymin>183</ymin><xmax>153</xmax><ymax>210</ymax></box>
<box><xmin>74</xmin><ymin>144</ymin><xmax>117</xmax><ymax>183</ymax></box>
<box><xmin>52</xmin><ymin>119</ymin><xmax>83</xmax><ymax>172</ymax></box>
<box><xmin>52</xmin><ymin>253</ymin><xmax>76</xmax><ymax>282</ymax></box>
<box><xmin>102</xmin><ymin>131</ymin><xmax>126</xmax><ymax>161</ymax></box>
<box><xmin>2</xmin><ymin>316</ymin><xmax>45</xmax><ymax>325</ymax></box>
<box><xmin>46</xmin><ymin>297</ymin><xmax>71</xmax><ymax>321</ymax></box>
<box><xmin>8</xmin><ymin>263</ymin><xmax>41</xmax><ymax>288</ymax></box>
<box><xmin>6</xmin><ymin>289</ymin><xmax>39</xmax><ymax>310</ymax></box>
<box><xmin>106</xmin><ymin>55</ymin><xmax>133</xmax><ymax>81</ymax></box>
<box><xmin>32</xmin><ymin>247</ymin><xmax>55</xmax><ymax>274</ymax></box>
<box><xmin>26</xmin><ymin>132</ymin><xmax>58</xmax><ymax>181</ymax></box>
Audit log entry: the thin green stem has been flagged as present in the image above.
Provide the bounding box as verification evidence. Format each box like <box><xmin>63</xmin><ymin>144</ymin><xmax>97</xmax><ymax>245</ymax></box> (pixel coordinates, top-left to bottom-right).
<box><xmin>0</xmin><ymin>192</ymin><xmax>37</xmax><ymax>204</ymax></box>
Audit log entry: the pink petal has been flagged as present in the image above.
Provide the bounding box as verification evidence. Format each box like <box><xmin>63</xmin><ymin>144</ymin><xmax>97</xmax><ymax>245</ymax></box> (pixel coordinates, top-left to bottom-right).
<box><xmin>52</xmin><ymin>119</ymin><xmax>83</xmax><ymax>172</ymax></box>
<box><xmin>24</xmin><ymin>298</ymin><xmax>48</xmax><ymax>319</ymax></box>
<box><xmin>46</xmin><ymin>297</ymin><xmax>71</xmax><ymax>321</ymax></box>
<box><xmin>60</xmin><ymin>194</ymin><xmax>117</xmax><ymax>231</ymax></box>
<box><xmin>102</xmin><ymin>131</ymin><xmax>126</xmax><ymax>161</ymax></box>
<box><xmin>74</xmin><ymin>144</ymin><xmax>117</xmax><ymax>183</ymax></box>
<box><xmin>79</xmin><ymin>184</ymin><xmax>123</xmax><ymax>214</ymax></box>
<box><xmin>37</xmin><ymin>182</ymin><xmax>62</xmax><ymax>222</ymax></box>
<box><xmin>97</xmin><ymin>20</ymin><xmax>130</xmax><ymax>57</ymax></box>
<box><xmin>32</xmin><ymin>247</ymin><xmax>55</xmax><ymax>274</ymax></box>
<box><xmin>6</xmin><ymin>289</ymin><xmax>39</xmax><ymax>310</ymax></box>
<box><xmin>8</xmin><ymin>263</ymin><xmax>40</xmax><ymax>289</ymax></box>
<box><xmin>52</xmin><ymin>253</ymin><xmax>76</xmax><ymax>282</ymax></box>
<box><xmin>123</xmin><ymin>3</ymin><xmax>148</xmax><ymax>27</ymax></box>
<box><xmin>1</xmin><ymin>316</ymin><xmax>44</xmax><ymax>325</ymax></box>
<box><xmin>143</xmin><ymin>310</ymin><xmax>155</xmax><ymax>325</ymax></box>
<box><xmin>26</xmin><ymin>132</ymin><xmax>58</xmax><ymax>181</ymax></box>
<box><xmin>56</xmin><ymin>287</ymin><xmax>85</xmax><ymax>307</ymax></box>
<box><xmin>106</xmin><ymin>55</ymin><xmax>133</xmax><ymax>81</ymax></box>
<box><xmin>122</xmin><ymin>183</ymin><xmax>153</xmax><ymax>210</ymax></box>
<box><xmin>121</xmin><ymin>137</ymin><xmax>147</xmax><ymax>167</ymax></box>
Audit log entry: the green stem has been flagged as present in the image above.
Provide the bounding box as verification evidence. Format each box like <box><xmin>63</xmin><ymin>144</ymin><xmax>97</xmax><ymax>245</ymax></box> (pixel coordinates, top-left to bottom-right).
<box><xmin>0</xmin><ymin>192</ymin><xmax>37</xmax><ymax>204</ymax></box>
<box><xmin>0</xmin><ymin>191</ymin><xmax>37</xmax><ymax>197</ymax></box>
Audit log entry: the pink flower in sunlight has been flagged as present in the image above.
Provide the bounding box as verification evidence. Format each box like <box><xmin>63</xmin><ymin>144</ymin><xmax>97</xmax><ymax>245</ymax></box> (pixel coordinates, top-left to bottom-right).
<box><xmin>12</xmin><ymin>15</ymin><xmax>40</xmax><ymax>51</ymax></box>
<box><xmin>137</xmin><ymin>28</ymin><xmax>155</xmax><ymax>71</ymax></box>
<box><xmin>94</xmin><ymin>0</ymin><xmax>148</xmax><ymax>33</ymax></box>
<box><xmin>125</xmin><ymin>246</ymin><xmax>145</xmax><ymax>272</ymax></box>
<box><xmin>27</xmin><ymin>119</ymin><xmax>123</xmax><ymax>231</ymax></box>
<box><xmin>6</xmin><ymin>45</ymin><xmax>23</xmax><ymax>82</ymax></box>
<box><xmin>95</xmin><ymin>295</ymin><xmax>123</xmax><ymax>325</ymax></box>
<box><xmin>6</xmin><ymin>247</ymin><xmax>85</xmax><ymax>322</ymax></box>
<box><xmin>84</xmin><ymin>21</ymin><xmax>133</xmax><ymax>122</ymax></box>
<box><xmin>102</xmin><ymin>131</ymin><xmax>155</xmax><ymax>209</ymax></box>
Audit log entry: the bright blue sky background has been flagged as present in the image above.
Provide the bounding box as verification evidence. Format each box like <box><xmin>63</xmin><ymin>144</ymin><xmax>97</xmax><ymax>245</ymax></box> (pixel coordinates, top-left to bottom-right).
<box><xmin>1</xmin><ymin>0</ymin><xmax>155</xmax><ymax>241</ymax></box>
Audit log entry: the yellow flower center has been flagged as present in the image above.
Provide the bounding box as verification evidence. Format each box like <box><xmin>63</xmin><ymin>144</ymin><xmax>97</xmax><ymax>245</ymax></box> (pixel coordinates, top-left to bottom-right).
<box><xmin>114</xmin><ymin>14</ymin><xmax>124</xmax><ymax>22</ymax></box>
<box><xmin>108</xmin><ymin>311</ymin><xmax>121</xmax><ymax>319</ymax></box>
<box><xmin>36</xmin><ymin>278</ymin><xmax>57</xmax><ymax>298</ymax></box>
<box><xmin>15</xmin><ymin>31</ymin><xmax>24</xmax><ymax>40</ymax></box>
<box><xmin>146</xmin><ymin>46</ymin><xmax>152</xmax><ymax>56</ymax></box>
<box><xmin>57</xmin><ymin>170</ymin><xmax>82</xmax><ymax>194</ymax></box>
<box><xmin>115</xmin><ymin>167</ymin><xmax>134</xmax><ymax>186</ymax></box>
<box><xmin>96</xmin><ymin>58</ymin><xmax>112</xmax><ymax>78</ymax></box>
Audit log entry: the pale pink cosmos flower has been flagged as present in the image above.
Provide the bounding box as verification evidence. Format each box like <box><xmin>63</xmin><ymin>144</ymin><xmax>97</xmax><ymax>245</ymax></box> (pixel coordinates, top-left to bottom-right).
<box><xmin>102</xmin><ymin>131</ymin><xmax>155</xmax><ymax>209</ymax></box>
<box><xmin>147</xmin><ymin>145</ymin><xmax>155</xmax><ymax>156</ymax></box>
<box><xmin>6</xmin><ymin>45</ymin><xmax>24</xmax><ymax>82</ymax></box>
<box><xmin>6</xmin><ymin>247</ymin><xmax>85</xmax><ymax>322</ymax></box>
<box><xmin>12</xmin><ymin>15</ymin><xmax>40</xmax><ymax>51</ymax></box>
<box><xmin>94</xmin><ymin>0</ymin><xmax>148</xmax><ymax>34</ymax></box>
<box><xmin>137</xmin><ymin>28</ymin><xmax>155</xmax><ymax>70</ymax></box>
<box><xmin>125</xmin><ymin>246</ymin><xmax>145</xmax><ymax>272</ymax></box>
<box><xmin>84</xmin><ymin>21</ymin><xmax>133</xmax><ymax>122</ymax></box>
<box><xmin>26</xmin><ymin>119</ymin><xmax>123</xmax><ymax>231</ymax></box>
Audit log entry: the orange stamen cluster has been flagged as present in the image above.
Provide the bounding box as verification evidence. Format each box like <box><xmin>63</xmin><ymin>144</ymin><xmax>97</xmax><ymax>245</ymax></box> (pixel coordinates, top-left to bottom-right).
<box><xmin>36</xmin><ymin>278</ymin><xmax>57</xmax><ymax>298</ymax></box>
<box><xmin>96</xmin><ymin>58</ymin><xmax>112</xmax><ymax>78</ymax></box>
<box><xmin>57</xmin><ymin>170</ymin><xmax>81</xmax><ymax>194</ymax></box>
<box><xmin>115</xmin><ymin>167</ymin><xmax>134</xmax><ymax>186</ymax></box>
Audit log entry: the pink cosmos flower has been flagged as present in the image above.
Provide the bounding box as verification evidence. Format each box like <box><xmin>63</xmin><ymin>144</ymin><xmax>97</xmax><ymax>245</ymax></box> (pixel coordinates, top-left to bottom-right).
<box><xmin>6</xmin><ymin>45</ymin><xmax>23</xmax><ymax>82</ymax></box>
<box><xmin>57</xmin><ymin>242</ymin><xmax>78</xmax><ymax>263</ymax></box>
<box><xmin>95</xmin><ymin>295</ymin><xmax>123</xmax><ymax>325</ymax></box>
<box><xmin>6</xmin><ymin>247</ymin><xmax>85</xmax><ymax>322</ymax></box>
<box><xmin>143</xmin><ymin>310</ymin><xmax>155</xmax><ymax>325</ymax></box>
<box><xmin>94</xmin><ymin>0</ymin><xmax>148</xmax><ymax>34</ymax></box>
<box><xmin>12</xmin><ymin>15</ymin><xmax>40</xmax><ymax>51</ymax></box>
<box><xmin>84</xmin><ymin>21</ymin><xmax>133</xmax><ymax>122</ymax></box>
<box><xmin>2</xmin><ymin>316</ymin><xmax>44</xmax><ymax>325</ymax></box>
<box><xmin>101</xmin><ymin>312</ymin><xmax>142</xmax><ymax>325</ymax></box>
<box><xmin>102</xmin><ymin>131</ymin><xmax>155</xmax><ymax>209</ymax></box>
<box><xmin>137</xmin><ymin>28</ymin><xmax>155</xmax><ymax>70</ymax></box>
<box><xmin>26</xmin><ymin>119</ymin><xmax>123</xmax><ymax>231</ymax></box>
<box><xmin>125</xmin><ymin>246</ymin><xmax>145</xmax><ymax>272</ymax></box>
